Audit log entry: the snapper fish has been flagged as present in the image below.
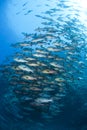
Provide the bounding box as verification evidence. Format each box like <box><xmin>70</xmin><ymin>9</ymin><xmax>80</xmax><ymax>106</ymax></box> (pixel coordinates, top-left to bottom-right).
<box><xmin>24</xmin><ymin>57</ymin><xmax>36</xmax><ymax>61</ymax></box>
<box><xmin>55</xmin><ymin>78</ymin><xmax>65</xmax><ymax>82</ymax></box>
<box><xmin>55</xmin><ymin>57</ymin><xmax>64</xmax><ymax>61</ymax></box>
<box><xmin>31</xmin><ymin>38</ymin><xmax>43</xmax><ymax>43</ymax></box>
<box><xmin>29</xmin><ymin>87</ymin><xmax>42</xmax><ymax>91</ymax></box>
<box><xmin>64</xmin><ymin>46</ymin><xmax>73</xmax><ymax>50</ymax></box>
<box><xmin>47</xmin><ymin>47</ymin><xmax>60</xmax><ymax>52</ymax></box>
<box><xmin>53</xmin><ymin>42</ymin><xmax>60</xmax><ymax>46</ymax></box>
<box><xmin>46</xmin><ymin>55</ymin><xmax>54</xmax><ymax>59</ymax></box>
<box><xmin>23</xmin><ymin>48</ymin><xmax>33</xmax><ymax>52</ymax></box>
<box><xmin>14</xmin><ymin>58</ymin><xmax>28</xmax><ymax>63</ymax></box>
<box><xmin>50</xmin><ymin>62</ymin><xmax>63</xmax><ymax>68</ymax></box>
<box><xmin>50</xmin><ymin>62</ymin><xmax>58</xmax><ymax>68</ymax></box>
<box><xmin>27</xmin><ymin>63</ymin><xmax>39</xmax><ymax>67</ymax></box>
<box><xmin>43</xmin><ymin>88</ymin><xmax>55</xmax><ymax>91</ymax></box>
<box><xmin>22</xmin><ymin>75</ymin><xmax>37</xmax><ymax>80</ymax></box>
<box><xmin>37</xmin><ymin>62</ymin><xmax>47</xmax><ymax>66</ymax></box>
<box><xmin>19</xmin><ymin>43</ymin><xmax>30</xmax><ymax>47</ymax></box>
<box><xmin>35</xmin><ymin>98</ymin><xmax>53</xmax><ymax>104</ymax></box>
<box><xmin>36</xmin><ymin>50</ymin><xmax>48</xmax><ymax>54</ymax></box>
<box><xmin>45</xmin><ymin>34</ymin><xmax>56</xmax><ymax>39</ymax></box>
<box><xmin>68</xmin><ymin>52</ymin><xmax>74</xmax><ymax>55</ymax></box>
<box><xmin>17</xmin><ymin>65</ymin><xmax>33</xmax><ymax>72</ymax></box>
<box><xmin>33</xmin><ymin>53</ymin><xmax>46</xmax><ymax>58</ymax></box>
<box><xmin>35</xmin><ymin>27</ymin><xmax>44</xmax><ymax>32</ymax></box>
<box><xmin>58</xmin><ymin>82</ymin><xmax>65</xmax><ymax>87</ymax></box>
<box><xmin>42</xmin><ymin>69</ymin><xmax>56</xmax><ymax>74</ymax></box>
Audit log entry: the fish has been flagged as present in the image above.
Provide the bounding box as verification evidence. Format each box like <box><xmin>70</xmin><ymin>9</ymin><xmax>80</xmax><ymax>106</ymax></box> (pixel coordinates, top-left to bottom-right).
<box><xmin>24</xmin><ymin>10</ymin><xmax>33</xmax><ymax>15</ymax></box>
<box><xmin>22</xmin><ymin>2</ymin><xmax>28</xmax><ymax>7</ymax></box>
<box><xmin>16</xmin><ymin>12</ymin><xmax>21</xmax><ymax>15</ymax></box>
<box><xmin>43</xmin><ymin>80</ymin><xmax>55</xmax><ymax>85</ymax></box>
<box><xmin>14</xmin><ymin>58</ymin><xmax>28</xmax><ymax>63</ymax></box>
<box><xmin>22</xmin><ymin>75</ymin><xmax>37</xmax><ymax>80</ymax></box>
<box><xmin>46</xmin><ymin>55</ymin><xmax>54</xmax><ymax>59</ymax></box>
<box><xmin>20</xmin><ymin>96</ymin><xmax>33</xmax><ymax>101</ymax></box>
<box><xmin>22</xmin><ymin>32</ymin><xmax>33</xmax><ymax>39</ymax></box>
<box><xmin>53</xmin><ymin>42</ymin><xmax>60</xmax><ymax>46</ymax></box>
<box><xmin>37</xmin><ymin>62</ymin><xmax>47</xmax><ymax>66</ymax></box>
<box><xmin>58</xmin><ymin>83</ymin><xmax>65</xmax><ymax>87</ymax></box>
<box><xmin>31</xmin><ymin>38</ymin><xmax>43</xmax><ymax>43</ymax></box>
<box><xmin>47</xmin><ymin>47</ymin><xmax>60</xmax><ymax>52</ymax></box>
<box><xmin>14</xmin><ymin>52</ymin><xmax>23</xmax><ymax>57</ymax></box>
<box><xmin>16</xmin><ymin>65</ymin><xmax>33</xmax><ymax>72</ymax></box>
<box><xmin>33</xmin><ymin>54</ymin><xmax>46</xmax><ymax>58</ymax></box>
<box><xmin>23</xmin><ymin>48</ymin><xmax>32</xmax><ymax>53</ymax></box>
<box><xmin>19</xmin><ymin>43</ymin><xmax>30</xmax><ymax>47</ymax></box>
<box><xmin>29</xmin><ymin>87</ymin><xmax>42</xmax><ymax>91</ymax></box>
<box><xmin>50</xmin><ymin>62</ymin><xmax>58</xmax><ymax>67</ymax></box>
<box><xmin>42</xmin><ymin>69</ymin><xmax>56</xmax><ymax>74</ymax></box>
<box><xmin>11</xmin><ymin>43</ymin><xmax>20</xmax><ymax>48</ymax></box>
<box><xmin>24</xmin><ymin>57</ymin><xmax>36</xmax><ymax>61</ymax></box>
<box><xmin>43</xmin><ymin>88</ymin><xmax>55</xmax><ymax>91</ymax></box>
<box><xmin>35</xmin><ymin>98</ymin><xmax>53</xmax><ymax>103</ymax></box>
<box><xmin>27</xmin><ymin>63</ymin><xmax>39</xmax><ymax>67</ymax></box>
<box><xmin>50</xmin><ymin>62</ymin><xmax>63</xmax><ymax>68</ymax></box>
<box><xmin>55</xmin><ymin>57</ymin><xmax>64</xmax><ymax>61</ymax></box>
<box><xmin>55</xmin><ymin>78</ymin><xmax>65</xmax><ymax>82</ymax></box>
<box><xmin>35</xmin><ymin>27</ymin><xmax>44</xmax><ymax>32</ymax></box>
<box><xmin>36</xmin><ymin>50</ymin><xmax>48</xmax><ymax>54</ymax></box>
<box><xmin>45</xmin><ymin>35</ymin><xmax>56</xmax><ymax>39</ymax></box>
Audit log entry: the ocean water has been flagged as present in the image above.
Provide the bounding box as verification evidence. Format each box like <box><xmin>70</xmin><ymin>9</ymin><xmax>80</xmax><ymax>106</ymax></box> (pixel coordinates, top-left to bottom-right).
<box><xmin>0</xmin><ymin>0</ymin><xmax>87</xmax><ymax>130</ymax></box>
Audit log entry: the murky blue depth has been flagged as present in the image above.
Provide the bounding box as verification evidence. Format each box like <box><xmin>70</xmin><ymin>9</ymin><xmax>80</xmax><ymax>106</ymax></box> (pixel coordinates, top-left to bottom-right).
<box><xmin>0</xmin><ymin>0</ymin><xmax>87</xmax><ymax>130</ymax></box>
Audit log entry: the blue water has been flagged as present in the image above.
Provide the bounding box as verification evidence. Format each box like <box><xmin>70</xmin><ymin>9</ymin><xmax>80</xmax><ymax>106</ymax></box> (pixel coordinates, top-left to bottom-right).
<box><xmin>0</xmin><ymin>0</ymin><xmax>87</xmax><ymax>130</ymax></box>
